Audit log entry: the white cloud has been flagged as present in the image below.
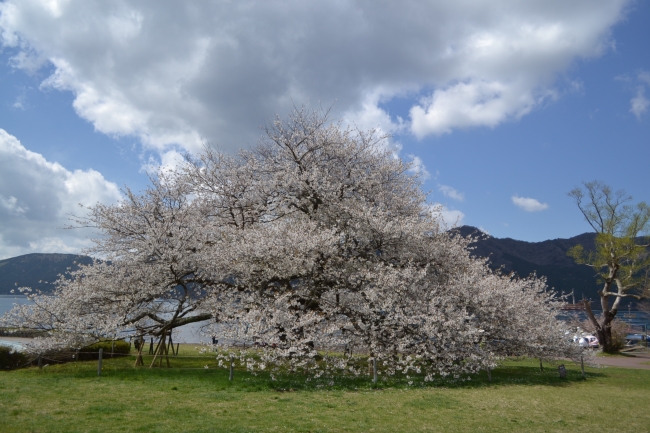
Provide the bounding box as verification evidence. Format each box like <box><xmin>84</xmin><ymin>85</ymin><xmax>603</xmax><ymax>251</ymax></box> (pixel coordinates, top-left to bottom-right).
<box><xmin>407</xmin><ymin>155</ymin><xmax>430</xmax><ymax>180</ymax></box>
<box><xmin>511</xmin><ymin>195</ymin><xmax>548</xmax><ymax>212</ymax></box>
<box><xmin>0</xmin><ymin>0</ymin><xmax>630</xmax><ymax>155</ymax></box>
<box><xmin>630</xmin><ymin>87</ymin><xmax>649</xmax><ymax>119</ymax></box>
<box><xmin>638</xmin><ymin>71</ymin><xmax>650</xmax><ymax>86</ymax></box>
<box><xmin>438</xmin><ymin>185</ymin><xmax>464</xmax><ymax>202</ymax></box>
<box><xmin>0</xmin><ymin>129</ymin><xmax>122</xmax><ymax>259</ymax></box>
<box><xmin>438</xmin><ymin>206</ymin><xmax>465</xmax><ymax>227</ymax></box>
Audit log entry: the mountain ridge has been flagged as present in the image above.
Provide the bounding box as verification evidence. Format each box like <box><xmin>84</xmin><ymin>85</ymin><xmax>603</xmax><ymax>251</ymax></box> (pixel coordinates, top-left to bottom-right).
<box><xmin>0</xmin><ymin>230</ymin><xmax>634</xmax><ymax>306</ymax></box>
<box><xmin>0</xmin><ymin>253</ymin><xmax>93</xmax><ymax>295</ymax></box>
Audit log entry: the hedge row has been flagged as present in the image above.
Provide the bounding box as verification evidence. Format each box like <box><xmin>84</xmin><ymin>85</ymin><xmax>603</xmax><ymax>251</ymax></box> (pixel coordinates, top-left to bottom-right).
<box><xmin>0</xmin><ymin>346</ymin><xmax>29</xmax><ymax>369</ymax></box>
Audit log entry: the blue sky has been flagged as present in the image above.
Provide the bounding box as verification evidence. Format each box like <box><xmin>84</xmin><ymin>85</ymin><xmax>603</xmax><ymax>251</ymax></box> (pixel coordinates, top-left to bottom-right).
<box><xmin>0</xmin><ymin>0</ymin><xmax>648</xmax><ymax>259</ymax></box>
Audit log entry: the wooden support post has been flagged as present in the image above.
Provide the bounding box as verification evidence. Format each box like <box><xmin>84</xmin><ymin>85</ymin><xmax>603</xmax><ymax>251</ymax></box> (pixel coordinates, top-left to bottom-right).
<box><xmin>169</xmin><ymin>334</ymin><xmax>175</xmax><ymax>356</ymax></box>
<box><xmin>539</xmin><ymin>358</ymin><xmax>543</xmax><ymax>372</ymax></box>
<box><xmin>229</xmin><ymin>355</ymin><xmax>234</xmax><ymax>381</ymax></box>
<box><xmin>98</xmin><ymin>348</ymin><xmax>103</xmax><ymax>377</ymax></box>
<box><xmin>581</xmin><ymin>354</ymin><xmax>586</xmax><ymax>380</ymax></box>
<box><xmin>111</xmin><ymin>340</ymin><xmax>115</xmax><ymax>358</ymax></box>
<box><xmin>372</xmin><ymin>358</ymin><xmax>377</xmax><ymax>384</ymax></box>
<box><xmin>134</xmin><ymin>336</ymin><xmax>145</xmax><ymax>367</ymax></box>
<box><xmin>149</xmin><ymin>335</ymin><xmax>165</xmax><ymax>368</ymax></box>
<box><xmin>176</xmin><ymin>343</ymin><xmax>179</xmax><ymax>357</ymax></box>
<box><xmin>487</xmin><ymin>367</ymin><xmax>492</xmax><ymax>382</ymax></box>
<box><xmin>38</xmin><ymin>354</ymin><xmax>42</xmax><ymax>369</ymax></box>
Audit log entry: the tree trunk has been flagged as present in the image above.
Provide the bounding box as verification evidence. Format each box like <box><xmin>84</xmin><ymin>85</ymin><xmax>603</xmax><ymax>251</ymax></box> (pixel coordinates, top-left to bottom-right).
<box><xmin>584</xmin><ymin>297</ymin><xmax>619</xmax><ymax>354</ymax></box>
<box><xmin>597</xmin><ymin>323</ymin><xmax>617</xmax><ymax>354</ymax></box>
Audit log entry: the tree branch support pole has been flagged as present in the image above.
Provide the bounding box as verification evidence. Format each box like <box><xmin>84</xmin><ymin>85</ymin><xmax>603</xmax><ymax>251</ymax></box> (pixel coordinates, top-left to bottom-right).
<box><xmin>229</xmin><ymin>355</ymin><xmax>234</xmax><ymax>382</ymax></box>
<box><xmin>487</xmin><ymin>367</ymin><xmax>492</xmax><ymax>382</ymax></box>
<box><xmin>149</xmin><ymin>334</ymin><xmax>165</xmax><ymax>368</ymax></box>
<box><xmin>372</xmin><ymin>358</ymin><xmax>377</xmax><ymax>384</ymax></box>
<box><xmin>539</xmin><ymin>358</ymin><xmax>543</xmax><ymax>372</ymax></box>
<box><xmin>581</xmin><ymin>354</ymin><xmax>586</xmax><ymax>380</ymax></box>
<box><xmin>97</xmin><ymin>348</ymin><xmax>103</xmax><ymax>377</ymax></box>
<box><xmin>38</xmin><ymin>354</ymin><xmax>42</xmax><ymax>369</ymax></box>
<box><xmin>134</xmin><ymin>336</ymin><xmax>145</xmax><ymax>367</ymax></box>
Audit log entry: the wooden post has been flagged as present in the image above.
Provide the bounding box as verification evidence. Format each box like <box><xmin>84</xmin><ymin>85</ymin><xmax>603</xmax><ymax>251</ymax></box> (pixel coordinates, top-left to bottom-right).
<box><xmin>98</xmin><ymin>348</ymin><xmax>103</xmax><ymax>377</ymax></box>
<box><xmin>581</xmin><ymin>354</ymin><xmax>586</xmax><ymax>379</ymax></box>
<box><xmin>38</xmin><ymin>354</ymin><xmax>42</xmax><ymax>369</ymax></box>
<box><xmin>372</xmin><ymin>358</ymin><xmax>377</xmax><ymax>384</ymax></box>
<box><xmin>134</xmin><ymin>336</ymin><xmax>145</xmax><ymax>367</ymax></box>
<box><xmin>229</xmin><ymin>355</ymin><xmax>234</xmax><ymax>381</ymax></box>
<box><xmin>487</xmin><ymin>367</ymin><xmax>492</xmax><ymax>382</ymax></box>
<box><xmin>176</xmin><ymin>343</ymin><xmax>179</xmax><ymax>357</ymax></box>
<box><xmin>539</xmin><ymin>358</ymin><xmax>543</xmax><ymax>372</ymax></box>
<box><xmin>149</xmin><ymin>334</ymin><xmax>166</xmax><ymax>368</ymax></box>
<box><xmin>76</xmin><ymin>349</ymin><xmax>80</xmax><ymax>362</ymax></box>
<box><xmin>168</xmin><ymin>333</ymin><xmax>174</xmax><ymax>356</ymax></box>
<box><xmin>111</xmin><ymin>340</ymin><xmax>115</xmax><ymax>358</ymax></box>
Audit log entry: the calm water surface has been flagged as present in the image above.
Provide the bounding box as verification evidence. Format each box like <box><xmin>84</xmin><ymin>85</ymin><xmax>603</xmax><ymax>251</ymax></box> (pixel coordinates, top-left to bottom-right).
<box><xmin>0</xmin><ymin>295</ymin><xmax>208</xmax><ymax>343</ymax></box>
<box><xmin>2</xmin><ymin>296</ymin><xmax>648</xmax><ymax>342</ymax></box>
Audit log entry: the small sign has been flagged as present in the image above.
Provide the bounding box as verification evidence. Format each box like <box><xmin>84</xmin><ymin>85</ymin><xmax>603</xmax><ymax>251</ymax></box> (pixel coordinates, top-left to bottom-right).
<box><xmin>558</xmin><ymin>364</ymin><xmax>567</xmax><ymax>379</ymax></box>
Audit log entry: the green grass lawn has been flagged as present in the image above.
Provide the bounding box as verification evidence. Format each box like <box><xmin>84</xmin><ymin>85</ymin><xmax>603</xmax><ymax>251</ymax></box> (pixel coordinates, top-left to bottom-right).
<box><xmin>1</xmin><ymin>345</ymin><xmax>649</xmax><ymax>432</ymax></box>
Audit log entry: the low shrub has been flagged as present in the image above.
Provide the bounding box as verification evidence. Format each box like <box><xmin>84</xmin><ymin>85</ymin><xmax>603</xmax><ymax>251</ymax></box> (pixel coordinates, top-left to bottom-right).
<box><xmin>76</xmin><ymin>340</ymin><xmax>131</xmax><ymax>360</ymax></box>
<box><xmin>0</xmin><ymin>346</ymin><xmax>29</xmax><ymax>370</ymax></box>
<box><xmin>0</xmin><ymin>328</ymin><xmax>48</xmax><ymax>338</ymax></box>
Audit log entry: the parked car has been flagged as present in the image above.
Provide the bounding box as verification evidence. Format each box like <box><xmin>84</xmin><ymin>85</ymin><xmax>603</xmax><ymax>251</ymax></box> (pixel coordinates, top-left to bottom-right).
<box><xmin>573</xmin><ymin>335</ymin><xmax>599</xmax><ymax>348</ymax></box>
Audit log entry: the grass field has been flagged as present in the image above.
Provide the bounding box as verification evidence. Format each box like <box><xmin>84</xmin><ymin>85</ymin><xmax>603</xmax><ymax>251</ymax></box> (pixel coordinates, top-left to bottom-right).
<box><xmin>1</xmin><ymin>345</ymin><xmax>649</xmax><ymax>432</ymax></box>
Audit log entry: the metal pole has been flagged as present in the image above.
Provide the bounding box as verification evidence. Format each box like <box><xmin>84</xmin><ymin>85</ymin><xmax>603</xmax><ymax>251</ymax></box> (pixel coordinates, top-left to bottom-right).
<box><xmin>98</xmin><ymin>348</ymin><xmax>103</xmax><ymax>377</ymax></box>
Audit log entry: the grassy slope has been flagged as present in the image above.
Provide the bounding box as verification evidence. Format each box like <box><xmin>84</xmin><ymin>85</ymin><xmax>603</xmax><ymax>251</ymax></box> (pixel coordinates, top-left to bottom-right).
<box><xmin>1</xmin><ymin>347</ymin><xmax>649</xmax><ymax>432</ymax></box>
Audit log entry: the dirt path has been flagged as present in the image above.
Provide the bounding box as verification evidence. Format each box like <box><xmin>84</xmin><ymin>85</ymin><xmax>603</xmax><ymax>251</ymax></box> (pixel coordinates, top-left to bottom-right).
<box><xmin>594</xmin><ymin>352</ymin><xmax>650</xmax><ymax>370</ymax></box>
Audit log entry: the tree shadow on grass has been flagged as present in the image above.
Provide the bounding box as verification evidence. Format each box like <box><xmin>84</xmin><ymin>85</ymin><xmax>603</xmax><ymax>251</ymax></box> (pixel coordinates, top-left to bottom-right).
<box><xmin>13</xmin><ymin>355</ymin><xmax>612</xmax><ymax>393</ymax></box>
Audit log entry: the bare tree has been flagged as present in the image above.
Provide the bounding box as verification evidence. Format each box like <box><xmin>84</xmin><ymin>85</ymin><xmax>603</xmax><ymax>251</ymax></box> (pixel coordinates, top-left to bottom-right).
<box><xmin>568</xmin><ymin>181</ymin><xmax>650</xmax><ymax>352</ymax></box>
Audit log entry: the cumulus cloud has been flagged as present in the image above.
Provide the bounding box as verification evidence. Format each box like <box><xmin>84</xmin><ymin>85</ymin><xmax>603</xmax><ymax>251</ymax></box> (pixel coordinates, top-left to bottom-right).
<box><xmin>630</xmin><ymin>87</ymin><xmax>649</xmax><ymax>119</ymax></box>
<box><xmin>0</xmin><ymin>0</ymin><xmax>629</xmax><ymax>155</ymax></box>
<box><xmin>426</xmin><ymin>203</ymin><xmax>465</xmax><ymax>228</ymax></box>
<box><xmin>406</xmin><ymin>155</ymin><xmax>430</xmax><ymax>180</ymax></box>
<box><xmin>0</xmin><ymin>129</ymin><xmax>122</xmax><ymax>259</ymax></box>
<box><xmin>511</xmin><ymin>195</ymin><xmax>548</xmax><ymax>212</ymax></box>
<box><xmin>438</xmin><ymin>185</ymin><xmax>464</xmax><ymax>202</ymax></box>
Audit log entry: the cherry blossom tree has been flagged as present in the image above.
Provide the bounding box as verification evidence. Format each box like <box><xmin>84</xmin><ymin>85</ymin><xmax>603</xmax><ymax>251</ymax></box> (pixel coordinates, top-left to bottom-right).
<box><xmin>2</xmin><ymin>107</ymin><xmax>579</xmax><ymax>378</ymax></box>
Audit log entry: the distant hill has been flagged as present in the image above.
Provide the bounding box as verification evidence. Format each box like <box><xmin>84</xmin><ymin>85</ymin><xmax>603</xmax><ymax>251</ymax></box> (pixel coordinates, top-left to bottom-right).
<box><xmin>454</xmin><ymin>226</ymin><xmax>625</xmax><ymax>307</ymax></box>
<box><xmin>0</xmin><ymin>253</ymin><xmax>92</xmax><ymax>295</ymax></box>
<box><xmin>0</xmin><ymin>230</ymin><xmax>637</xmax><ymax>307</ymax></box>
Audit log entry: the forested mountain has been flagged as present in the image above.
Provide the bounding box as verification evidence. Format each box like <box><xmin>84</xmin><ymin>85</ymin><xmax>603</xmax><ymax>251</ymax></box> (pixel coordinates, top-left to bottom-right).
<box><xmin>0</xmin><ymin>253</ymin><xmax>92</xmax><ymax>295</ymax></box>
<box><xmin>454</xmin><ymin>226</ymin><xmax>630</xmax><ymax>308</ymax></box>
<box><xmin>0</xmin><ymin>230</ymin><xmax>631</xmax><ymax>307</ymax></box>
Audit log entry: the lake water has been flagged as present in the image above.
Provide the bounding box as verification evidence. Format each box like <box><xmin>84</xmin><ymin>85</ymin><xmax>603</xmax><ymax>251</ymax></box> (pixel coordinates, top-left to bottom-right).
<box><xmin>2</xmin><ymin>295</ymin><xmax>648</xmax><ymax>342</ymax></box>
<box><xmin>0</xmin><ymin>295</ymin><xmax>209</xmax><ymax>343</ymax></box>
